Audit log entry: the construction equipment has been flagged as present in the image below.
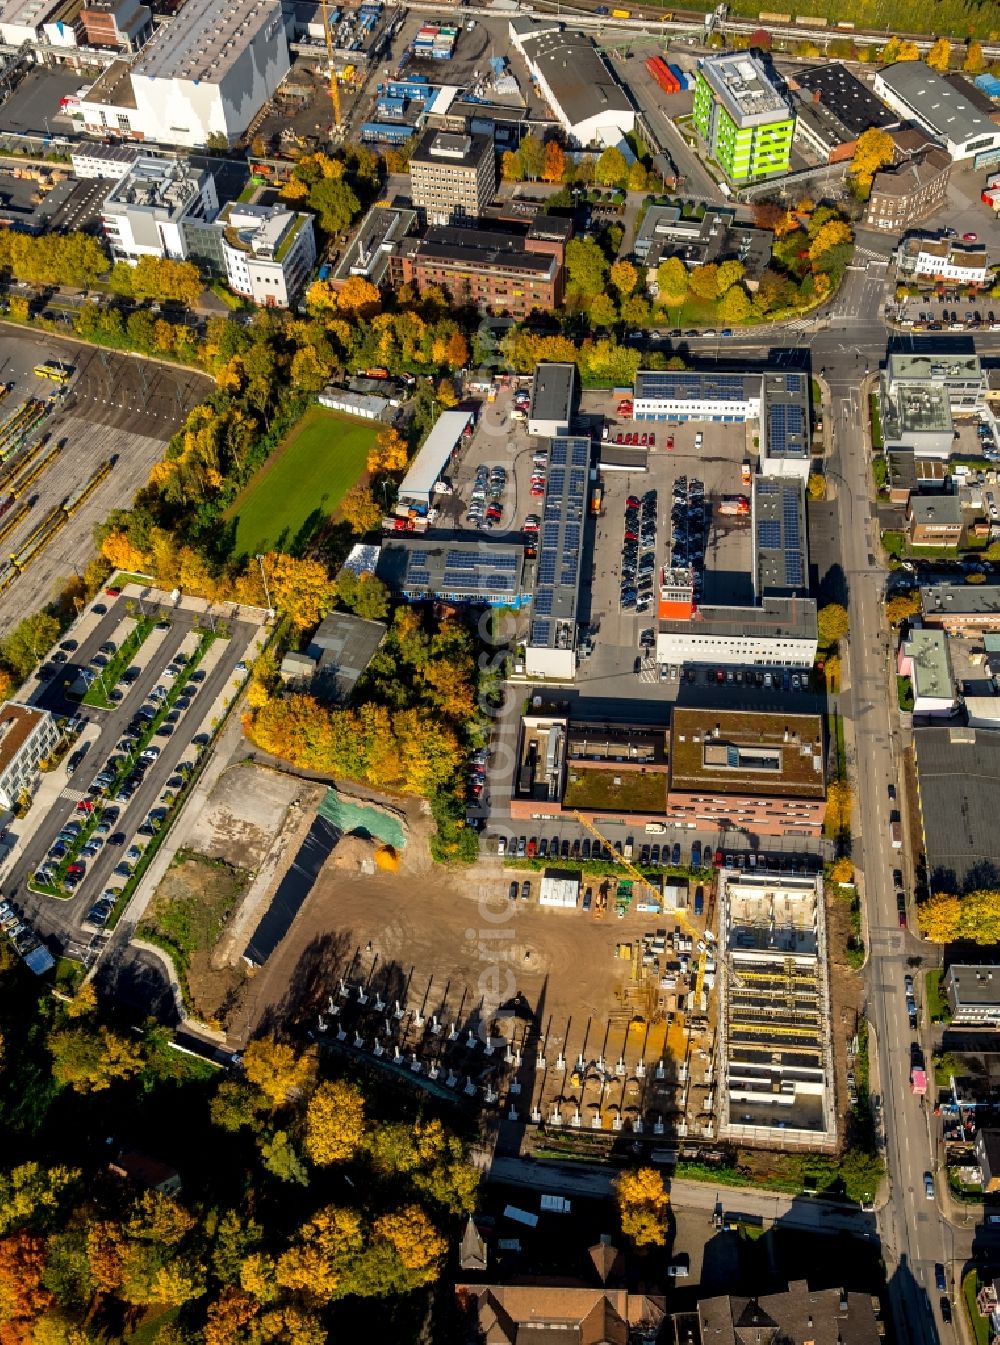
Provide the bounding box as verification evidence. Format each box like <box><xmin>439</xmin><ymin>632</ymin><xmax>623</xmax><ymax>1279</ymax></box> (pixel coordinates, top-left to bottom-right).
<box><xmin>573</xmin><ymin>811</ymin><xmax>713</xmax><ymax>998</ymax></box>
<box><xmin>320</xmin><ymin>0</ymin><xmax>343</xmax><ymax>133</ymax></box>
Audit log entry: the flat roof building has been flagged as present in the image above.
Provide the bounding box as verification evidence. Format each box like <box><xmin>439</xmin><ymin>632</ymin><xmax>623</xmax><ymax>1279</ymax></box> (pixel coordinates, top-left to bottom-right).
<box><xmin>884</xmin><ymin>350</ymin><xmax>986</xmax><ymax>414</ymax></box>
<box><xmin>305</xmin><ymin>612</ymin><xmax>387</xmax><ymax>705</ymax></box>
<box><xmin>693</xmin><ymin>52</ymin><xmax>795</xmax><ymax>183</ymax></box>
<box><xmin>896</xmin><ymin>233</ymin><xmax>992</xmax><ymax>287</ymax></box>
<box><xmin>81</xmin><ymin>0</ymin><xmax>152</xmax><ymax>51</ymax></box>
<box><xmin>752</xmin><ymin>476</ymin><xmax>807</xmax><ymax>597</ymax></box>
<box><xmin>525</xmin><ymin>435</ymin><xmax>590</xmax><ymax>680</ymax></box>
<box><xmin>634</xmin><ymin>204</ymin><xmax>773</xmax><ymax>285</ymax></box>
<box><xmin>656</xmin><ymin>595</ymin><xmax>818</xmax><ymax>671</ymax></box>
<box><xmin>381</xmin><ymin>538</ymin><xmax>528</xmax><ymax>608</ymax></box>
<box><xmin>718</xmin><ymin>870</ymin><xmax>836</xmax><ymax>1147</ymax></box>
<box><xmin>914</xmin><ymin>725</ymin><xmax>1000</xmax><ymax>892</ymax></box>
<box><xmin>667</xmin><ymin>708</ymin><xmax>825</xmax><ymax>837</ymax></box>
<box><xmin>71</xmin><ymin>141</ymin><xmax>146</xmax><ymax>181</ymax></box>
<box><xmin>219</xmin><ymin>201</ymin><xmax>316</xmax><ymax>309</ymax></box>
<box><xmin>128</xmin><ymin>0</ymin><xmax>290</xmax><ymax>148</ymax></box>
<box><xmin>409</xmin><ymin>127</ymin><xmax>496</xmax><ymax>225</ymax></box>
<box><xmin>0</xmin><ymin>0</ymin><xmax>65</xmax><ymax>45</ymax></box>
<box><xmin>908</xmin><ymin>491</ymin><xmax>963</xmax><ymax>547</ymax></box>
<box><xmin>634</xmin><ymin>368</ymin><xmax>810</xmax><ymax>481</ymax></box>
<box><xmin>528</xmin><ymin>361</ymin><xmax>575</xmax><ymax>438</ymax></box>
<box><xmin>795</xmin><ymin>62</ymin><xmax>896</xmax><ymax>138</ymax></box>
<box><xmin>332</xmin><ymin>203</ymin><xmax>417</xmax><ymax>291</ymax></box>
<box><xmin>397</xmin><ymin>408</ymin><xmax>474</xmax><ymax>511</ymax></box>
<box><xmin>946</xmin><ymin>965</ymin><xmax>1000</xmax><ymax>1026</ymax></box>
<box><xmin>510</xmin><ymin>19</ymin><xmax>635</xmax><ymax>148</ymax></box>
<box><xmin>101</xmin><ymin>157</ymin><xmax>219</xmax><ymax>263</ymax></box>
<box><xmin>396</xmin><ymin>225</ymin><xmax>564</xmax><ymax>317</ymax></box>
<box><xmin>897</xmin><ymin>627</ymin><xmax>957</xmax><ymax>715</ymax></box>
<box><xmin>874</xmin><ymin>61</ymin><xmax>1000</xmax><ymax>163</ymax></box>
<box><xmin>920</xmin><ymin>582</ymin><xmax>1000</xmax><ymax>633</ymax></box>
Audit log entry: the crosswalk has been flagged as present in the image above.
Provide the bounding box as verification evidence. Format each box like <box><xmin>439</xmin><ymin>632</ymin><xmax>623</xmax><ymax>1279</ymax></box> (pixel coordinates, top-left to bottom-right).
<box><xmin>61</xmin><ymin>788</ymin><xmax>85</xmax><ymax>803</ymax></box>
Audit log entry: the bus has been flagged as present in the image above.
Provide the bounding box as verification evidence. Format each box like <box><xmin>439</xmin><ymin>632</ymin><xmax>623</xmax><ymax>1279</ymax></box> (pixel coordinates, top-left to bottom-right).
<box><xmin>33</xmin><ymin>361</ymin><xmax>72</xmax><ymax>384</ymax></box>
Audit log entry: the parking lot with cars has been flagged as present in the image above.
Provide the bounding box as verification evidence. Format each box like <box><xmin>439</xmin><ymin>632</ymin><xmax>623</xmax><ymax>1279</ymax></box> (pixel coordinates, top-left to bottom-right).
<box><xmin>9</xmin><ymin>590</ymin><xmax>265</xmax><ymax>955</ymax></box>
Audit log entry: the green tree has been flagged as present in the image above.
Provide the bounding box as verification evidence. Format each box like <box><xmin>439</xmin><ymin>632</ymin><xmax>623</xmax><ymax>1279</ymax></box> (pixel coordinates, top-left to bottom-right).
<box><xmin>656</xmin><ymin>256</ymin><xmax>689</xmax><ymax>306</ymax></box>
<box><xmin>715</xmin><ymin>259</ymin><xmax>745</xmax><ymax>296</ymax></box>
<box><xmin>565</xmin><ymin>237</ymin><xmax>610</xmax><ymax>299</ymax></box>
<box><xmin>260</xmin><ymin>1131</ymin><xmax>309</xmax><ymax>1186</ymax></box>
<box><xmin>308</xmin><ymin>179</ymin><xmax>361</xmax><ymax>236</ymax></box>
<box><xmin>1</xmin><ymin>610</ymin><xmax>60</xmax><ymax>681</ymax></box>
<box><xmin>595</xmin><ymin>146</ymin><xmax>628</xmax><ymax>187</ymax></box>
<box><xmin>518</xmin><ymin>133</ymin><xmax>545</xmax><ymax>180</ymax></box>
<box><xmin>589</xmin><ymin>293</ymin><xmax>617</xmax><ymax>328</ymax></box>
<box><xmin>719</xmin><ymin>284</ymin><xmax>750</xmax><ymax>323</ymax></box>
<box><xmin>885</xmin><ymin>592</ymin><xmax>920</xmax><ymax>626</ymax></box>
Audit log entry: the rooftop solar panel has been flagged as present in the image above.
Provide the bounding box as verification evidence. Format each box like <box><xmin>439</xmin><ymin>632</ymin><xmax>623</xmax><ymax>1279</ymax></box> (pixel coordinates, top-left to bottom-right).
<box><xmin>530</xmin><ymin>619</ymin><xmax>551</xmax><ymax>644</ymax></box>
<box><xmin>757</xmin><ymin>520</ymin><xmax>782</xmax><ymax>548</ymax></box>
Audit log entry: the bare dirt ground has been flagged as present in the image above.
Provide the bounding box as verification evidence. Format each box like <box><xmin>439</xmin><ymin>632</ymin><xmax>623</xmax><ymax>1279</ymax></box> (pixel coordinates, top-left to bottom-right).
<box><xmin>185</xmin><ymin>764</ymin><xmax>305</xmax><ymax>869</ymax></box>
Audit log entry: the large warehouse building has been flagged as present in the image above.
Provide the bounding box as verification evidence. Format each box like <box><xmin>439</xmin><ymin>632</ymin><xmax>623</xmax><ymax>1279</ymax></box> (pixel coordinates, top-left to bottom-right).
<box><xmin>78</xmin><ymin>0</ymin><xmax>290</xmax><ymax>148</ymax></box>
<box><xmin>510</xmin><ymin>18</ymin><xmax>635</xmax><ymax>148</ymax></box>
<box><xmin>874</xmin><ymin>62</ymin><xmax>1000</xmax><ymax>165</ymax></box>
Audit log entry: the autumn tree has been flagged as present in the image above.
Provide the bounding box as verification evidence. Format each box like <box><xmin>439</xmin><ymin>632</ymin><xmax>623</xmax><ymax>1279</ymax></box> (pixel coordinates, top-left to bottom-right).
<box><xmin>825</xmin><ymin>779</ymin><xmax>854</xmax><ymax>838</ymax></box>
<box><xmin>565</xmin><ymin>238</ymin><xmax>609</xmax><ymax>299</ymax></box>
<box><xmin>367</xmin><ymin>426</ymin><xmax>408</xmax><ymax>475</ymax></box>
<box><xmin>656</xmin><ymin>256</ymin><xmax>689</xmax><ymax>306</ymax></box>
<box><xmin>817</xmin><ymin>602</ymin><xmax>849</xmax><ymax>648</ymax></box>
<box><xmin>542</xmin><ymin>139</ymin><xmax>567</xmax><ymax>183</ymax></box>
<box><xmin>615</xmin><ymin>1167</ymin><xmax>669</xmax><ymax>1246</ymax></box>
<box><xmin>918</xmin><ymin>892</ymin><xmax>961</xmax><ymax>943</ymax></box>
<box><xmin>372</xmin><ymin>1205</ymin><xmax>447</xmax><ymax>1286</ymax></box>
<box><xmin>807</xmin><ymin>472</ymin><xmax>826</xmax><ymax>500</ymax></box>
<box><xmin>610</xmin><ymin>260</ymin><xmax>638</xmax><ymax>299</ymax></box>
<box><xmin>0</xmin><ymin>1164</ymin><xmax>80</xmax><ymax>1237</ymax></box>
<box><xmin>304</xmin><ymin>1080</ymin><xmax>365</xmax><ymax>1166</ymax></box>
<box><xmin>627</xmin><ymin>159</ymin><xmax>648</xmax><ymax>192</ymax></box>
<box><xmin>242</xmin><ymin>1038</ymin><xmax>317</xmax><ymax>1108</ymax></box>
<box><xmin>262</xmin><ymin>553</ymin><xmax>336</xmax><ymax>631</ymax></box>
<box><xmin>500</xmin><ymin>149</ymin><xmax>522</xmax><ymax>183</ymax></box>
<box><xmin>830</xmin><ymin>857</ymin><xmax>854</xmax><ymax>884</ymax></box>
<box><xmin>964</xmin><ymin>41</ymin><xmax>986</xmax><ymax>74</ymax></box>
<box><xmin>849</xmin><ymin>128</ymin><xmax>895</xmax><ymax>195</ymax></box>
<box><xmin>340</xmin><ymin>482</ymin><xmax>382</xmax><ymax>535</ymax></box>
<box><xmin>688</xmin><ymin>263</ymin><xmax>720</xmax><ymax>303</ymax></box>
<box><xmin>926</xmin><ymin>37</ymin><xmax>951</xmax><ymax>71</ymax></box>
<box><xmin>0</xmin><ymin>1231</ymin><xmax>54</xmax><ymax>1338</ymax></box>
<box><xmin>719</xmin><ymin>285</ymin><xmax>750</xmax><ymax>323</ymax></box>
<box><xmin>885</xmin><ymin>592</ymin><xmax>920</xmax><ymax>626</ymax></box>
<box><xmin>589</xmin><ymin>293</ymin><xmax>617</xmax><ymax>328</ymax></box>
<box><xmin>336</xmin><ymin>275</ymin><xmax>381</xmax><ymax>319</ymax></box>
<box><xmin>809</xmin><ymin>219</ymin><xmax>853</xmax><ymax>263</ymax></box>
<box><xmin>715</xmin><ymin>259</ymin><xmax>745</xmax><ymax>296</ymax></box>
<box><xmin>260</xmin><ymin>1130</ymin><xmax>309</xmax><ymax>1186</ymax></box>
<box><xmin>444</xmin><ymin>328</ymin><xmax>469</xmax><ymax>369</ymax></box>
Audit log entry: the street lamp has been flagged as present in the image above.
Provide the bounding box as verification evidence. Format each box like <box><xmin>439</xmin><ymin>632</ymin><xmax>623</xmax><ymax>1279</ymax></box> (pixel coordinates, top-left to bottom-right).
<box><xmin>255</xmin><ymin>553</ymin><xmax>274</xmax><ymax>618</ymax></box>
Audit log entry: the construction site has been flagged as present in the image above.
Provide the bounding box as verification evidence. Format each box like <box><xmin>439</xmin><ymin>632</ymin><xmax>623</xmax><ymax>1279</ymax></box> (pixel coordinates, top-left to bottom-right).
<box><xmin>716</xmin><ymin>870</ymin><xmax>837</xmax><ymax>1153</ymax></box>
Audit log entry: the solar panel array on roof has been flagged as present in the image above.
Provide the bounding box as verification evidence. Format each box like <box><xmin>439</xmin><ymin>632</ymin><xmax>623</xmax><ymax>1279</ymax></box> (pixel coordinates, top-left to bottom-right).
<box><xmin>402</xmin><ymin>542</ymin><xmax>524</xmax><ymax>601</ymax></box>
<box><xmin>757</xmin><ymin>520</ymin><xmax>782</xmax><ymax>548</ymax></box>
<box><xmin>528</xmin><ymin>436</ymin><xmax>590</xmax><ymax>649</ymax></box>
<box><xmin>637</xmin><ymin>370</ymin><xmax>750</xmax><ymax>401</ymax></box>
<box><xmin>767</xmin><ymin>401</ymin><xmax>806</xmax><ymax>457</ymax></box>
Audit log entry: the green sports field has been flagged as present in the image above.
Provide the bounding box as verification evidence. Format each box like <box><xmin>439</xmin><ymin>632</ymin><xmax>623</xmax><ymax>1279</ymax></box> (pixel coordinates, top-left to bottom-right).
<box><xmin>228</xmin><ymin>405</ymin><xmax>375</xmax><ymax>557</ymax></box>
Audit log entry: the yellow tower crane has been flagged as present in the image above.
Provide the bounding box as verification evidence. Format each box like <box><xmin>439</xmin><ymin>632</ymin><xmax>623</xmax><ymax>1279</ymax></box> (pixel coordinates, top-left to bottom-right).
<box><xmin>321</xmin><ymin>0</ymin><xmax>343</xmax><ymax>134</ymax></box>
<box><xmin>572</xmin><ymin>812</ymin><xmax>714</xmax><ymax>1001</ymax></box>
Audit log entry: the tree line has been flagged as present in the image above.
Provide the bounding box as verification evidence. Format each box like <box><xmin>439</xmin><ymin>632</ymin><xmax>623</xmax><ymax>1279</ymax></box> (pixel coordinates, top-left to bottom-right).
<box><xmin>0</xmin><ymin>965</ymin><xmax>479</xmax><ymax>1344</ymax></box>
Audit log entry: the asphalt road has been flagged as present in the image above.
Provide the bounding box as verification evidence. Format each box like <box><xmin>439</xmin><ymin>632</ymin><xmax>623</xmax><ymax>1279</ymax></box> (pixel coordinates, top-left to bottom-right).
<box><xmin>10</xmin><ymin>596</ymin><xmax>257</xmax><ymax>954</ymax></box>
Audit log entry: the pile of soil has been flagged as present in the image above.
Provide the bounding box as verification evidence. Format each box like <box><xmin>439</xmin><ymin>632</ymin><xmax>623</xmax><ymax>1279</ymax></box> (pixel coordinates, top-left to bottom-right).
<box><xmin>330</xmin><ymin>833</ymin><xmax>378</xmax><ymax>873</ymax></box>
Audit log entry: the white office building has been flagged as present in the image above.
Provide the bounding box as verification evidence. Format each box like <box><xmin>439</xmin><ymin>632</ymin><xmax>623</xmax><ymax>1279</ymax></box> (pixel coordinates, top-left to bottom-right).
<box><xmin>0</xmin><ymin>0</ymin><xmax>64</xmax><ymax>46</ymax></box>
<box><xmin>656</xmin><ymin>595</ymin><xmax>818</xmax><ymax>670</ymax></box>
<box><xmin>0</xmin><ymin>703</ymin><xmax>59</xmax><ymax>813</ymax></box>
<box><xmin>101</xmin><ymin>157</ymin><xmax>218</xmax><ymax>261</ymax></box>
<box><xmin>220</xmin><ymin>201</ymin><xmax>317</xmax><ymax>308</ymax></box>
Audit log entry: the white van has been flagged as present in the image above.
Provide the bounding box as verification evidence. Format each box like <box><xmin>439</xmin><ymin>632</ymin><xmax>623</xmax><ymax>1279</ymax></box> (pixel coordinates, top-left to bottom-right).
<box><xmin>694</xmin><ymin>431</ymin><xmax>704</xmax><ymax>448</ymax></box>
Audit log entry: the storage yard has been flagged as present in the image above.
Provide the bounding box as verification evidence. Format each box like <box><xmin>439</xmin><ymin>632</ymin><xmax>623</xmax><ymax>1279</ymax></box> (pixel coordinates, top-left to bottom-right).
<box><xmin>0</xmin><ymin>335</ymin><xmax>204</xmax><ymax>636</ymax></box>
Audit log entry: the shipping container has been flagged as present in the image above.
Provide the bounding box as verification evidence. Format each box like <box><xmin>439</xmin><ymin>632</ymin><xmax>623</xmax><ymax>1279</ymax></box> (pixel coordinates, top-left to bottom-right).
<box><xmin>796</xmin><ymin>14</ymin><xmax>828</xmax><ymax>25</ymax></box>
<box><xmin>758</xmin><ymin>9</ymin><xmax>791</xmax><ymax>20</ymax></box>
<box><xmin>611</xmin><ymin>8</ymin><xmax>632</xmax><ymax>16</ymax></box>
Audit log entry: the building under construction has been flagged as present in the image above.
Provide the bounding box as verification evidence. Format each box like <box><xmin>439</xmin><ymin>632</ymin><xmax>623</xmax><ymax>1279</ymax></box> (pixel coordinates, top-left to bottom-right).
<box><xmin>716</xmin><ymin>870</ymin><xmax>837</xmax><ymax>1152</ymax></box>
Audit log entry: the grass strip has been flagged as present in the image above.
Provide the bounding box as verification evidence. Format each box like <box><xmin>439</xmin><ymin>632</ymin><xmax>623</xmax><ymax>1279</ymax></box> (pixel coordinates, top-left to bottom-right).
<box><xmin>82</xmin><ymin>614</ymin><xmax>156</xmax><ymax>709</ymax></box>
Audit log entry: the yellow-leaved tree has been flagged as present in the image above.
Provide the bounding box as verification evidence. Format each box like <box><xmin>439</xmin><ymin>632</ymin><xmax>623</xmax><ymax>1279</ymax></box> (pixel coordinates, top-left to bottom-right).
<box><xmin>242</xmin><ymin>1038</ymin><xmax>318</xmax><ymax>1108</ymax></box>
<box><xmin>615</xmin><ymin>1167</ymin><xmax>669</xmax><ymax>1246</ymax></box>
<box><xmin>303</xmin><ymin>1080</ymin><xmax>365</xmax><ymax>1166</ymax></box>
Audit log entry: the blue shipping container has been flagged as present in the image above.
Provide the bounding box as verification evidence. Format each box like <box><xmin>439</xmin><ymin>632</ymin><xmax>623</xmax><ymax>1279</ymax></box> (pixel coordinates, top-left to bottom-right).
<box><xmin>975</xmin><ymin>73</ymin><xmax>1000</xmax><ymax>99</ymax></box>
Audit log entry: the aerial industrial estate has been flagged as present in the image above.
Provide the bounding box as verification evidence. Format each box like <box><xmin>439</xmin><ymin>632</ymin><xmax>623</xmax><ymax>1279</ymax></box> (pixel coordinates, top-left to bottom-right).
<box><xmin>0</xmin><ymin>0</ymin><xmax>999</xmax><ymax>1341</ymax></box>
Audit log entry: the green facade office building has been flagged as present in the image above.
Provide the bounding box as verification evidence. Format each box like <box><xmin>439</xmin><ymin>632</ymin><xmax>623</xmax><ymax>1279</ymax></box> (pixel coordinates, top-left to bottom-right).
<box><xmin>692</xmin><ymin>52</ymin><xmax>795</xmax><ymax>183</ymax></box>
